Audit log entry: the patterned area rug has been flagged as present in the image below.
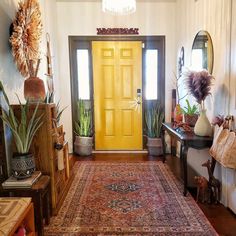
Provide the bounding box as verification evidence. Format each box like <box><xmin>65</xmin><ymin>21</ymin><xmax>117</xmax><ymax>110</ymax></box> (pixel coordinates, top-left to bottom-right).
<box><xmin>45</xmin><ymin>162</ymin><xmax>218</xmax><ymax>236</ymax></box>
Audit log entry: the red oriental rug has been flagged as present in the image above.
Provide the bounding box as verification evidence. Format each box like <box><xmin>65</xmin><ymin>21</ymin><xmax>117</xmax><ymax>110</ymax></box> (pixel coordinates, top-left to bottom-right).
<box><xmin>45</xmin><ymin>161</ymin><xmax>218</xmax><ymax>236</ymax></box>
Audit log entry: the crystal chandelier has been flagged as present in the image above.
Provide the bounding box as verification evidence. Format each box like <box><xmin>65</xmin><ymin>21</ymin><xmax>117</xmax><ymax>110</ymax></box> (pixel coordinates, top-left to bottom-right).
<box><xmin>102</xmin><ymin>0</ymin><xmax>136</xmax><ymax>15</ymax></box>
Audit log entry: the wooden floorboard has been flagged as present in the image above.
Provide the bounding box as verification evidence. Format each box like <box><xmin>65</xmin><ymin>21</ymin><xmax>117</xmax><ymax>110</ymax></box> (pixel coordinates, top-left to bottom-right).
<box><xmin>72</xmin><ymin>153</ymin><xmax>236</xmax><ymax>236</ymax></box>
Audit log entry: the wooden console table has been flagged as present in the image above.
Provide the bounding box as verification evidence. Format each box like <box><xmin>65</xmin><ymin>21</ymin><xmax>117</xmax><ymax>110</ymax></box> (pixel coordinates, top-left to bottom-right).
<box><xmin>1</xmin><ymin>175</ymin><xmax>50</xmax><ymax>236</ymax></box>
<box><xmin>162</xmin><ymin>123</ymin><xmax>213</xmax><ymax>196</ymax></box>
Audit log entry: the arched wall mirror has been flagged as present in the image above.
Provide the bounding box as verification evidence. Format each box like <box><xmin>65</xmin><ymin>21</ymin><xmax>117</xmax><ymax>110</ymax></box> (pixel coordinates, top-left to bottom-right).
<box><xmin>191</xmin><ymin>30</ymin><xmax>214</xmax><ymax>74</ymax></box>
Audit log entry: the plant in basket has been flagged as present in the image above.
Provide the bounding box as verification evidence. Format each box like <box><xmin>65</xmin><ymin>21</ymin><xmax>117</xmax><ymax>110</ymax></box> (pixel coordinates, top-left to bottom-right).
<box><xmin>0</xmin><ymin>82</ymin><xmax>43</xmax><ymax>179</ymax></box>
<box><xmin>181</xmin><ymin>99</ymin><xmax>198</xmax><ymax>127</ymax></box>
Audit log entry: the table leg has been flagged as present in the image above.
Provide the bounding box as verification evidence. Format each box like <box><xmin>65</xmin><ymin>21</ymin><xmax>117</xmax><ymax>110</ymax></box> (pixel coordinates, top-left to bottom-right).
<box><xmin>44</xmin><ymin>189</ymin><xmax>50</xmax><ymax>225</ymax></box>
<box><xmin>161</xmin><ymin>128</ymin><xmax>166</xmax><ymax>163</ymax></box>
<box><xmin>34</xmin><ymin>194</ymin><xmax>44</xmax><ymax>236</ymax></box>
<box><xmin>182</xmin><ymin>145</ymin><xmax>188</xmax><ymax>196</ymax></box>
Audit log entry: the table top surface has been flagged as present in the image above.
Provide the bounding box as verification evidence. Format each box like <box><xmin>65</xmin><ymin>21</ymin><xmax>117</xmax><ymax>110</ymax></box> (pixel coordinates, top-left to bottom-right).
<box><xmin>1</xmin><ymin>175</ymin><xmax>50</xmax><ymax>191</ymax></box>
<box><xmin>163</xmin><ymin>123</ymin><xmax>213</xmax><ymax>142</ymax></box>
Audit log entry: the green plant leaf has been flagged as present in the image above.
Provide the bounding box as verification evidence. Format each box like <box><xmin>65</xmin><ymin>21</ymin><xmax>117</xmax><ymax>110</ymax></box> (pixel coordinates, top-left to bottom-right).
<box><xmin>75</xmin><ymin>99</ymin><xmax>92</xmax><ymax>137</ymax></box>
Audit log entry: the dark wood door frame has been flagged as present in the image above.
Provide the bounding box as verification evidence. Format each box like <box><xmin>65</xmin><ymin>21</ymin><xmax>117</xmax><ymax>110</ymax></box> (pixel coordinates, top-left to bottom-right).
<box><xmin>69</xmin><ymin>35</ymin><xmax>165</xmax><ymax>150</ymax></box>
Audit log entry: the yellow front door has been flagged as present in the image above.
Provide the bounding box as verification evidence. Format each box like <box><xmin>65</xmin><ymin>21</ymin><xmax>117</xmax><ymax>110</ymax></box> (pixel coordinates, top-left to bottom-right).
<box><xmin>92</xmin><ymin>41</ymin><xmax>142</xmax><ymax>150</ymax></box>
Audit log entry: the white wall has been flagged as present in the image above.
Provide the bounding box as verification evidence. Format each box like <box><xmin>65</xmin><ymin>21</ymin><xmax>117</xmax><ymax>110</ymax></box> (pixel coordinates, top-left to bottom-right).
<box><xmin>0</xmin><ymin>0</ymin><xmax>60</xmax><ymax>101</ymax></box>
<box><xmin>176</xmin><ymin>0</ymin><xmax>236</xmax><ymax>213</ymax></box>
<box><xmin>0</xmin><ymin>0</ymin><xmax>59</xmax><ymax>175</ymax></box>
<box><xmin>56</xmin><ymin>1</ymin><xmax>177</xmax><ymax>152</ymax></box>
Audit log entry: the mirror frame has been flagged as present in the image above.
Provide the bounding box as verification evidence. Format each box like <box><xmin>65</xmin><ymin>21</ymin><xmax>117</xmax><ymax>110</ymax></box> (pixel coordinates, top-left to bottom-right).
<box><xmin>191</xmin><ymin>30</ymin><xmax>214</xmax><ymax>74</ymax></box>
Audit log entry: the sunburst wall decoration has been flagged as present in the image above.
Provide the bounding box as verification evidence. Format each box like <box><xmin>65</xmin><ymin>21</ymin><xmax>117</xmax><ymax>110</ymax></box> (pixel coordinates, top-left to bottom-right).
<box><xmin>9</xmin><ymin>0</ymin><xmax>42</xmax><ymax>78</ymax></box>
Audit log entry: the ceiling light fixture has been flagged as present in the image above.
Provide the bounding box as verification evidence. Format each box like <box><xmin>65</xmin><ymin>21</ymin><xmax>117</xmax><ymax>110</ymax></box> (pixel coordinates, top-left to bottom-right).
<box><xmin>102</xmin><ymin>0</ymin><xmax>136</xmax><ymax>15</ymax></box>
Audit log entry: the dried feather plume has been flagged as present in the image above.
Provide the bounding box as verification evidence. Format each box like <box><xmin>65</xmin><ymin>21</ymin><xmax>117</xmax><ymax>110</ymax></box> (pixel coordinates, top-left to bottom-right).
<box><xmin>185</xmin><ymin>69</ymin><xmax>214</xmax><ymax>109</ymax></box>
<box><xmin>9</xmin><ymin>0</ymin><xmax>42</xmax><ymax>78</ymax></box>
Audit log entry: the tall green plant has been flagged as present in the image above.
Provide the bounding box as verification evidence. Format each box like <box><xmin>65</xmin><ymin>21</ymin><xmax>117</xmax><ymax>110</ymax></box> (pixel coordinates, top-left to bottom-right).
<box><xmin>145</xmin><ymin>101</ymin><xmax>164</xmax><ymax>138</ymax></box>
<box><xmin>74</xmin><ymin>99</ymin><xmax>92</xmax><ymax>137</ymax></box>
<box><xmin>0</xmin><ymin>82</ymin><xmax>44</xmax><ymax>154</ymax></box>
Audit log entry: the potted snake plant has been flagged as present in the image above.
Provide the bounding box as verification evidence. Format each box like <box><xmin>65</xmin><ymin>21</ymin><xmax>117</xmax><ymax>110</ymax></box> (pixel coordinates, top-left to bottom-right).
<box><xmin>0</xmin><ymin>82</ymin><xmax>43</xmax><ymax>179</ymax></box>
<box><xmin>145</xmin><ymin>101</ymin><xmax>164</xmax><ymax>156</ymax></box>
<box><xmin>74</xmin><ymin>99</ymin><xmax>93</xmax><ymax>156</ymax></box>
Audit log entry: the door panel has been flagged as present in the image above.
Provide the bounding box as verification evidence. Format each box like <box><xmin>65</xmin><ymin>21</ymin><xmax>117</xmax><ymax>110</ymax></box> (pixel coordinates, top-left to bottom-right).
<box><xmin>92</xmin><ymin>41</ymin><xmax>142</xmax><ymax>150</ymax></box>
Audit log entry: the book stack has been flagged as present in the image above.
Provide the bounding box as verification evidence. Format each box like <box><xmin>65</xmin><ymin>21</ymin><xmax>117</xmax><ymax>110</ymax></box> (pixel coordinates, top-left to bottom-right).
<box><xmin>2</xmin><ymin>171</ymin><xmax>42</xmax><ymax>189</ymax></box>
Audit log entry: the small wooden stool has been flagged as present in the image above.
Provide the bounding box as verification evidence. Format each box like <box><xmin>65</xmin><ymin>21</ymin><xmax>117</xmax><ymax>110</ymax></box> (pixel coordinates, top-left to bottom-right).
<box><xmin>1</xmin><ymin>175</ymin><xmax>51</xmax><ymax>236</ymax></box>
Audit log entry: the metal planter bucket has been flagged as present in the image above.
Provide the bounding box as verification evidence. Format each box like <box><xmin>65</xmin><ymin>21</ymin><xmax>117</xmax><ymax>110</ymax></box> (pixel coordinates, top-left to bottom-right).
<box><xmin>147</xmin><ymin>137</ymin><xmax>163</xmax><ymax>156</ymax></box>
<box><xmin>74</xmin><ymin>136</ymin><xmax>93</xmax><ymax>156</ymax></box>
<box><xmin>11</xmin><ymin>153</ymin><xmax>35</xmax><ymax>179</ymax></box>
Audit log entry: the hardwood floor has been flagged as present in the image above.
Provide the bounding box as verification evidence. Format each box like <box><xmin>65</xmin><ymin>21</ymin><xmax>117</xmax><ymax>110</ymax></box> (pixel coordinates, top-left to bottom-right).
<box><xmin>73</xmin><ymin>153</ymin><xmax>236</xmax><ymax>236</ymax></box>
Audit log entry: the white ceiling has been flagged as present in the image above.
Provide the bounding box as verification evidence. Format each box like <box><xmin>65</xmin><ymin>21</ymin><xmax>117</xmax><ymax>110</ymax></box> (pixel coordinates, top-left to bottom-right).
<box><xmin>56</xmin><ymin>0</ymin><xmax>176</xmax><ymax>2</ymax></box>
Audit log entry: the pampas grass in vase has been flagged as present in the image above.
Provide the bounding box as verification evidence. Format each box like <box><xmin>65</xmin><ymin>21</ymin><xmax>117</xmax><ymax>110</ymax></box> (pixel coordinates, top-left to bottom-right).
<box><xmin>185</xmin><ymin>69</ymin><xmax>214</xmax><ymax>136</ymax></box>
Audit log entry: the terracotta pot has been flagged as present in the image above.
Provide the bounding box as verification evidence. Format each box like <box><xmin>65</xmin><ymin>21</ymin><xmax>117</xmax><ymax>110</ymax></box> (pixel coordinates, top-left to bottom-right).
<box><xmin>24</xmin><ymin>77</ymin><xmax>46</xmax><ymax>102</ymax></box>
<box><xmin>11</xmin><ymin>153</ymin><xmax>35</xmax><ymax>179</ymax></box>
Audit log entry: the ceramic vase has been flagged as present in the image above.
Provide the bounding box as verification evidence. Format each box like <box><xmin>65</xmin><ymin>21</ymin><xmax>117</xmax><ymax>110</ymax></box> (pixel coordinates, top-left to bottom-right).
<box><xmin>194</xmin><ymin>109</ymin><xmax>212</xmax><ymax>136</ymax></box>
<box><xmin>24</xmin><ymin>77</ymin><xmax>46</xmax><ymax>102</ymax></box>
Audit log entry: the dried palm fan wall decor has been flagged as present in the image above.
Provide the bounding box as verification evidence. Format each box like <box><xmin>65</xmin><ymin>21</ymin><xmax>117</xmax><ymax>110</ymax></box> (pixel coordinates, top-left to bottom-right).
<box><xmin>10</xmin><ymin>0</ymin><xmax>45</xmax><ymax>102</ymax></box>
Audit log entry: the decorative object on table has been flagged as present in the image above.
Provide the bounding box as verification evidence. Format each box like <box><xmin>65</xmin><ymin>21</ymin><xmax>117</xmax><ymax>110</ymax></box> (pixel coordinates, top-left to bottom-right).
<box><xmin>173</xmin><ymin>121</ymin><xmax>192</xmax><ymax>133</ymax></box>
<box><xmin>194</xmin><ymin>176</ymin><xmax>209</xmax><ymax>203</ymax></box>
<box><xmin>209</xmin><ymin>116</ymin><xmax>236</xmax><ymax>169</ymax></box>
<box><xmin>202</xmin><ymin>160</ymin><xmax>221</xmax><ymax>204</ymax></box>
<box><xmin>185</xmin><ymin>69</ymin><xmax>214</xmax><ymax>136</ymax></box>
<box><xmin>2</xmin><ymin>171</ymin><xmax>41</xmax><ymax>188</ymax></box>
<box><xmin>144</xmin><ymin>101</ymin><xmax>164</xmax><ymax>156</ymax></box>
<box><xmin>171</xmin><ymin>89</ymin><xmax>176</xmax><ymax>123</ymax></box>
<box><xmin>9</xmin><ymin>0</ymin><xmax>45</xmax><ymax>102</ymax></box>
<box><xmin>181</xmin><ymin>99</ymin><xmax>198</xmax><ymax>127</ymax></box>
<box><xmin>0</xmin><ymin>82</ymin><xmax>43</xmax><ymax>179</ymax></box>
<box><xmin>172</xmin><ymin>72</ymin><xmax>187</xmax><ymax>123</ymax></box>
<box><xmin>74</xmin><ymin>99</ymin><xmax>93</xmax><ymax>156</ymax></box>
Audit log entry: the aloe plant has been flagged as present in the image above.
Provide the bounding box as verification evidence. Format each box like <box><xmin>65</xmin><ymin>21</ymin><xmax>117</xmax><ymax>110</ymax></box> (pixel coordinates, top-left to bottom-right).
<box><xmin>74</xmin><ymin>99</ymin><xmax>92</xmax><ymax>137</ymax></box>
<box><xmin>0</xmin><ymin>82</ymin><xmax>44</xmax><ymax>154</ymax></box>
<box><xmin>145</xmin><ymin>101</ymin><xmax>164</xmax><ymax>138</ymax></box>
<box><xmin>181</xmin><ymin>99</ymin><xmax>198</xmax><ymax>115</ymax></box>
<box><xmin>56</xmin><ymin>100</ymin><xmax>67</xmax><ymax>124</ymax></box>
